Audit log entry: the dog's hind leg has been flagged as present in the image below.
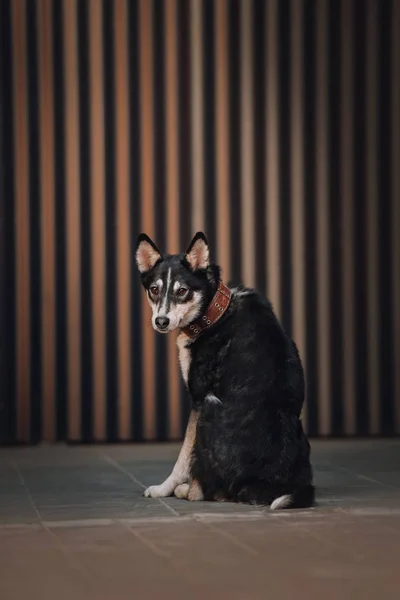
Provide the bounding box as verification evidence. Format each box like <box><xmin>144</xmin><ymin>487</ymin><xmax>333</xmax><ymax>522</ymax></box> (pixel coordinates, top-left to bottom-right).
<box><xmin>174</xmin><ymin>479</ymin><xmax>204</xmax><ymax>501</ymax></box>
<box><xmin>188</xmin><ymin>479</ymin><xmax>204</xmax><ymax>501</ymax></box>
<box><xmin>144</xmin><ymin>410</ymin><xmax>198</xmax><ymax>498</ymax></box>
<box><xmin>174</xmin><ymin>479</ymin><xmax>204</xmax><ymax>502</ymax></box>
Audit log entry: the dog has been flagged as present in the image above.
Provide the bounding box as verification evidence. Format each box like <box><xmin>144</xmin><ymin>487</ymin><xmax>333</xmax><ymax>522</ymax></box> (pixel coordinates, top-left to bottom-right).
<box><xmin>135</xmin><ymin>232</ymin><xmax>315</xmax><ymax>509</ymax></box>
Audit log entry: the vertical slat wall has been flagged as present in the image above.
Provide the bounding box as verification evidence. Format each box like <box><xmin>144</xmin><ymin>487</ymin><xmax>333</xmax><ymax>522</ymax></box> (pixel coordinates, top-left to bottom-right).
<box><xmin>0</xmin><ymin>0</ymin><xmax>399</xmax><ymax>442</ymax></box>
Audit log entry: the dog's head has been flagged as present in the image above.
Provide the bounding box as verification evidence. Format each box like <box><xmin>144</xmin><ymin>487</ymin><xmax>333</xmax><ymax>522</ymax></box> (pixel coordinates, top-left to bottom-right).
<box><xmin>135</xmin><ymin>232</ymin><xmax>220</xmax><ymax>333</ymax></box>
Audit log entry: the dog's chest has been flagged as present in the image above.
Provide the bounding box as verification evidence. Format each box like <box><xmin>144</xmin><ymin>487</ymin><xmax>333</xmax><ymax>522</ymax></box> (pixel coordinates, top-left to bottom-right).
<box><xmin>177</xmin><ymin>333</ymin><xmax>192</xmax><ymax>385</ymax></box>
<box><xmin>177</xmin><ymin>332</ymin><xmax>230</xmax><ymax>394</ymax></box>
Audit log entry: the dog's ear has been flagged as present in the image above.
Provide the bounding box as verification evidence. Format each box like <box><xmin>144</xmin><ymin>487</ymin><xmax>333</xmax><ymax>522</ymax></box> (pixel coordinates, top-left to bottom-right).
<box><xmin>135</xmin><ymin>234</ymin><xmax>162</xmax><ymax>273</ymax></box>
<box><xmin>185</xmin><ymin>232</ymin><xmax>209</xmax><ymax>271</ymax></box>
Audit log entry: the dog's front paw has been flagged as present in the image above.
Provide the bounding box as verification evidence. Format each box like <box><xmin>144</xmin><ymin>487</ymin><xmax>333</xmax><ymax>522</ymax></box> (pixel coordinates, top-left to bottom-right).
<box><xmin>143</xmin><ymin>484</ymin><xmax>173</xmax><ymax>498</ymax></box>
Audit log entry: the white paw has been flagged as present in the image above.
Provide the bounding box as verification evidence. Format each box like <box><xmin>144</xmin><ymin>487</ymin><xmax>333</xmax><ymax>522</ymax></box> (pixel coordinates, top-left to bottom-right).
<box><xmin>174</xmin><ymin>483</ymin><xmax>190</xmax><ymax>499</ymax></box>
<box><xmin>143</xmin><ymin>484</ymin><xmax>173</xmax><ymax>498</ymax></box>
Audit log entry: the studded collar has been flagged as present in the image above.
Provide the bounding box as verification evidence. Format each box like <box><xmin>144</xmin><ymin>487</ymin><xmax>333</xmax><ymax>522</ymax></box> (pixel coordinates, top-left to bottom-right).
<box><xmin>181</xmin><ymin>281</ymin><xmax>232</xmax><ymax>340</ymax></box>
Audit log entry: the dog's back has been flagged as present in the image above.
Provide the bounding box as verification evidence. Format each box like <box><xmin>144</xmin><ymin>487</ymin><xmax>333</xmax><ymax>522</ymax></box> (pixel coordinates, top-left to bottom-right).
<box><xmin>189</xmin><ymin>286</ymin><xmax>315</xmax><ymax>508</ymax></box>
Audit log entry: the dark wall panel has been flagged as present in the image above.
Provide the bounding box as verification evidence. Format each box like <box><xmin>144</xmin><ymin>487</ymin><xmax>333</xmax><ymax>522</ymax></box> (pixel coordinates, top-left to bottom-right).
<box><xmin>1</xmin><ymin>0</ymin><xmax>399</xmax><ymax>442</ymax></box>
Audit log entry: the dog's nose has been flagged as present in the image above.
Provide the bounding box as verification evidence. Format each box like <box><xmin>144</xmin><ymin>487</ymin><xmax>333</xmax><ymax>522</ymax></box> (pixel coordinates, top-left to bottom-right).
<box><xmin>155</xmin><ymin>316</ymin><xmax>170</xmax><ymax>330</ymax></box>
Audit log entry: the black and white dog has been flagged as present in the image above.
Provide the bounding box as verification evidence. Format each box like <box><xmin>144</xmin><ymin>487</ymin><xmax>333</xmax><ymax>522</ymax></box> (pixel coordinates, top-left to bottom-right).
<box><xmin>136</xmin><ymin>232</ymin><xmax>314</xmax><ymax>509</ymax></box>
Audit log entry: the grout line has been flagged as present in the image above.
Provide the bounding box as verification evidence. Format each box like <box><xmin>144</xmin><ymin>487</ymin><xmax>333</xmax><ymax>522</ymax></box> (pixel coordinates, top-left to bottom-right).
<box><xmin>11</xmin><ymin>462</ymin><xmax>42</xmax><ymax>521</ymax></box>
<box><xmin>4</xmin><ymin>506</ymin><xmax>400</xmax><ymax>530</ymax></box>
<box><xmin>101</xmin><ymin>453</ymin><xmax>180</xmax><ymax>517</ymax></box>
<box><xmin>195</xmin><ymin>515</ymin><xmax>259</xmax><ymax>556</ymax></box>
<box><xmin>286</xmin><ymin>518</ymin><xmax>366</xmax><ymax>563</ymax></box>
<box><xmin>0</xmin><ymin>514</ymin><xmax>265</xmax><ymax>530</ymax></box>
<box><xmin>122</xmin><ymin>523</ymin><xmax>172</xmax><ymax>558</ymax></box>
<box><xmin>39</xmin><ymin>521</ymin><xmax>96</xmax><ymax>586</ymax></box>
<box><xmin>11</xmin><ymin>460</ymin><xmax>96</xmax><ymax>587</ymax></box>
<box><xmin>328</xmin><ymin>463</ymin><xmax>400</xmax><ymax>490</ymax></box>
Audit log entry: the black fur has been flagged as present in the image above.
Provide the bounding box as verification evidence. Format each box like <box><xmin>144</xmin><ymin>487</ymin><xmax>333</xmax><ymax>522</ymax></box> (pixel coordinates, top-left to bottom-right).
<box><xmin>137</xmin><ymin>233</ymin><xmax>315</xmax><ymax>509</ymax></box>
<box><xmin>189</xmin><ymin>283</ymin><xmax>314</xmax><ymax>508</ymax></box>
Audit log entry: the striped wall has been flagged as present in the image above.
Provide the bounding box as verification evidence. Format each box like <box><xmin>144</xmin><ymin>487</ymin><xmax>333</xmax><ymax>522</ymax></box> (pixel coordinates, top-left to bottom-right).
<box><xmin>0</xmin><ymin>0</ymin><xmax>399</xmax><ymax>443</ymax></box>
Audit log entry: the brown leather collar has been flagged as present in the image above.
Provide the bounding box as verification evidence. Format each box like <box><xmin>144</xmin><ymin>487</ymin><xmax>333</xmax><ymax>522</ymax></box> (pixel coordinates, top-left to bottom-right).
<box><xmin>181</xmin><ymin>281</ymin><xmax>232</xmax><ymax>340</ymax></box>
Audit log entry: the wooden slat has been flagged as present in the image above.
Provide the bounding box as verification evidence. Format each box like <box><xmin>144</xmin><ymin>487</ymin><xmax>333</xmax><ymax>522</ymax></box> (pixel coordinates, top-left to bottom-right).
<box><xmin>392</xmin><ymin>0</ymin><xmax>400</xmax><ymax>434</ymax></box>
<box><xmin>190</xmin><ymin>0</ymin><xmax>205</xmax><ymax>234</ymax></box>
<box><xmin>240</xmin><ymin>0</ymin><xmax>255</xmax><ymax>288</ymax></box>
<box><xmin>139</xmin><ymin>0</ymin><xmax>156</xmax><ymax>439</ymax></box>
<box><xmin>89</xmin><ymin>0</ymin><xmax>106</xmax><ymax>441</ymax></box>
<box><xmin>341</xmin><ymin>0</ymin><xmax>356</xmax><ymax>435</ymax></box>
<box><xmin>114</xmin><ymin>0</ymin><xmax>131</xmax><ymax>440</ymax></box>
<box><xmin>215</xmin><ymin>0</ymin><xmax>230</xmax><ymax>280</ymax></box>
<box><xmin>38</xmin><ymin>0</ymin><xmax>56</xmax><ymax>441</ymax></box>
<box><xmin>315</xmin><ymin>0</ymin><xmax>331</xmax><ymax>436</ymax></box>
<box><xmin>366</xmin><ymin>0</ymin><xmax>380</xmax><ymax>434</ymax></box>
<box><xmin>265</xmin><ymin>0</ymin><xmax>280</xmax><ymax>315</ymax></box>
<box><xmin>63</xmin><ymin>0</ymin><xmax>81</xmax><ymax>441</ymax></box>
<box><xmin>12</xmin><ymin>0</ymin><xmax>30</xmax><ymax>442</ymax></box>
<box><xmin>290</xmin><ymin>0</ymin><xmax>307</xmax><ymax>427</ymax></box>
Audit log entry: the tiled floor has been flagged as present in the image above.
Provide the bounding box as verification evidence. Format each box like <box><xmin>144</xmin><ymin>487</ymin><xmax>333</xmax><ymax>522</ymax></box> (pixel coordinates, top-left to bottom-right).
<box><xmin>1</xmin><ymin>440</ymin><xmax>400</xmax><ymax>599</ymax></box>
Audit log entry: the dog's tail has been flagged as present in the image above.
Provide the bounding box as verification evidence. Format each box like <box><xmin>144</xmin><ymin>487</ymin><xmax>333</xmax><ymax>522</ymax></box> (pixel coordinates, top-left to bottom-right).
<box><xmin>237</xmin><ymin>483</ymin><xmax>315</xmax><ymax>509</ymax></box>
<box><xmin>270</xmin><ymin>484</ymin><xmax>315</xmax><ymax>510</ymax></box>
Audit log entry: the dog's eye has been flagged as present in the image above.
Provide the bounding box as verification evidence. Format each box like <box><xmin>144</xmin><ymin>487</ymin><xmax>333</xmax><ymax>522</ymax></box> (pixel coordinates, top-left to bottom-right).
<box><xmin>150</xmin><ymin>286</ymin><xmax>159</xmax><ymax>295</ymax></box>
<box><xmin>177</xmin><ymin>287</ymin><xmax>187</xmax><ymax>297</ymax></box>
